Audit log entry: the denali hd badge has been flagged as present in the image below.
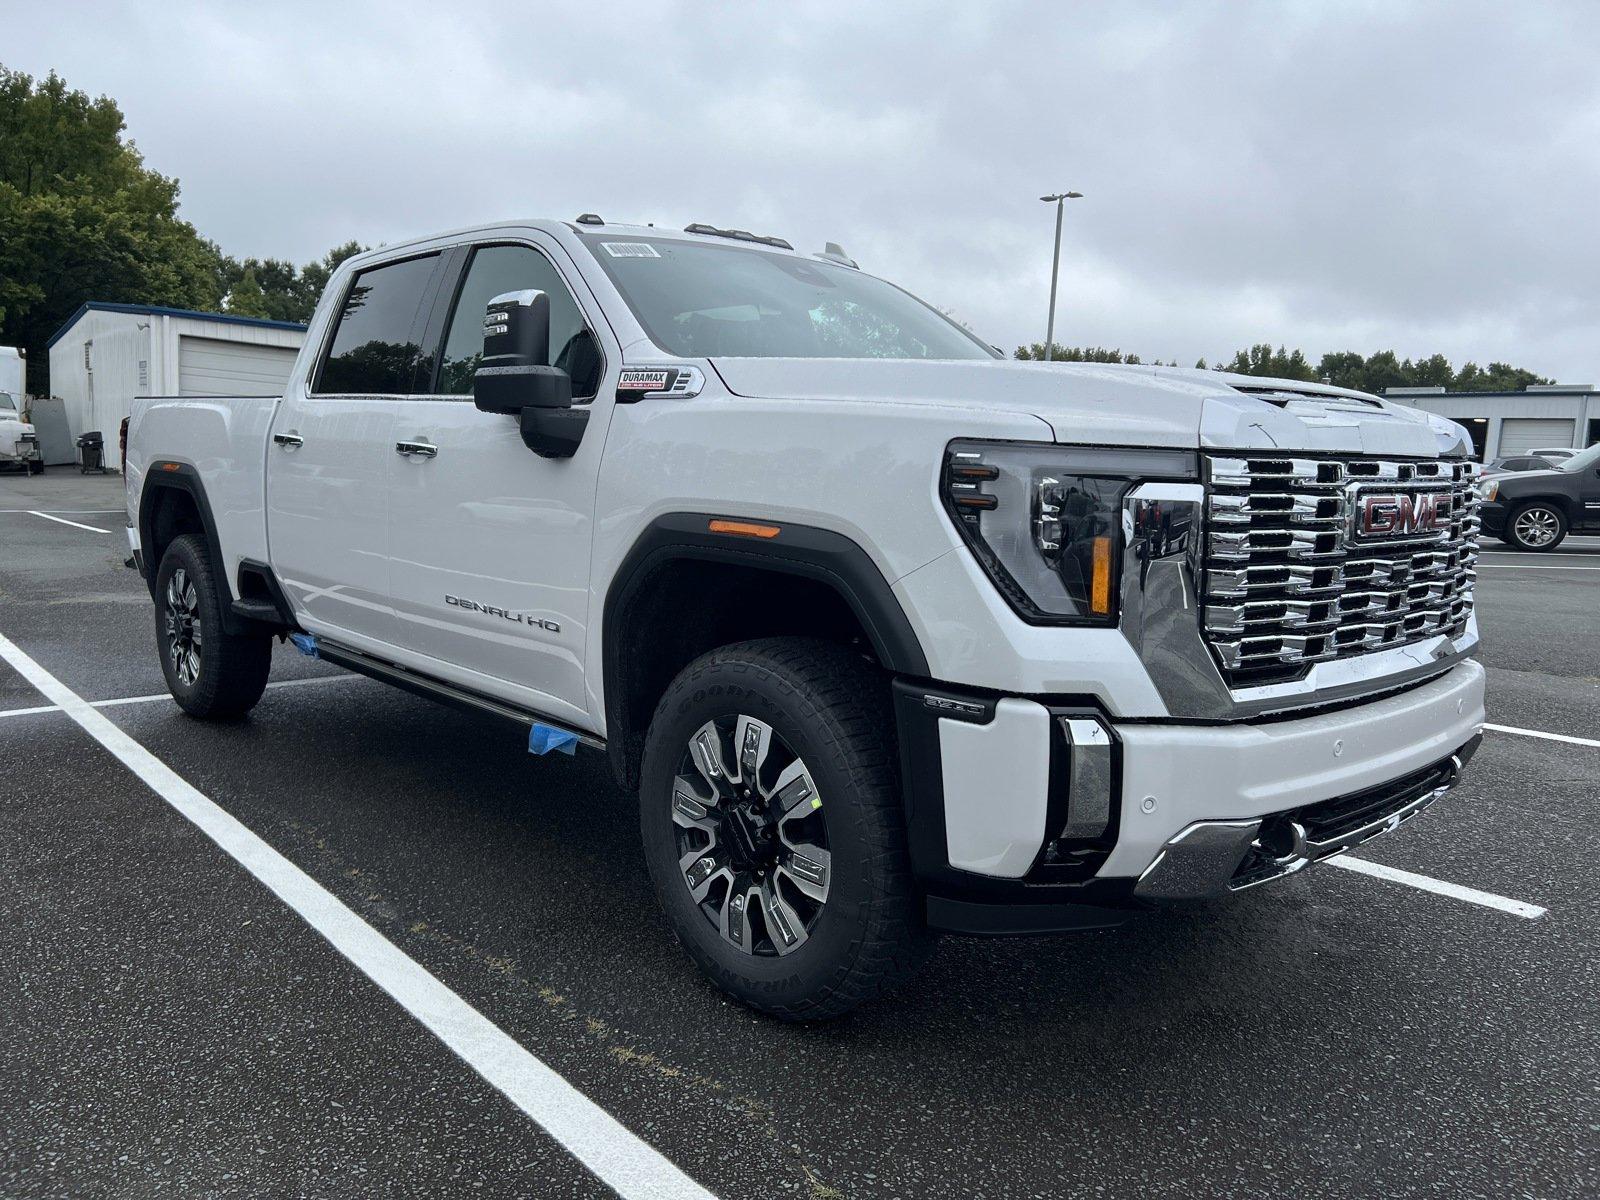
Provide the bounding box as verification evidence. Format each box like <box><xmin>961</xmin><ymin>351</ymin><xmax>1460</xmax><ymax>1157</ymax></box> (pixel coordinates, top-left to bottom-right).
<box><xmin>1349</xmin><ymin>488</ymin><xmax>1448</xmax><ymax>541</ymax></box>
<box><xmin>445</xmin><ymin>594</ymin><xmax>560</xmax><ymax>634</ymax></box>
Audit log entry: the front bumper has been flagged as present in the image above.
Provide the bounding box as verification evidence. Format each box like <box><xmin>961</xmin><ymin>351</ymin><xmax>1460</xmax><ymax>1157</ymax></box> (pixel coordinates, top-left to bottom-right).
<box><xmin>1479</xmin><ymin>500</ymin><xmax>1508</xmax><ymax>537</ymax></box>
<box><xmin>895</xmin><ymin>658</ymin><xmax>1486</xmax><ymax>932</ymax></box>
<box><xmin>1134</xmin><ymin>735</ymin><xmax>1479</xmax><ymax>899</ymax></box>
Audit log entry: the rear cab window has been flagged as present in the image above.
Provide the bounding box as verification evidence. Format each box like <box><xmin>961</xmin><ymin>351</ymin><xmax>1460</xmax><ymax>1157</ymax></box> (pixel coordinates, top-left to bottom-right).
<box><xmin>314</xmin><ymin>254</ymin><xmax>442</xmax><ymax>395</ymax></box>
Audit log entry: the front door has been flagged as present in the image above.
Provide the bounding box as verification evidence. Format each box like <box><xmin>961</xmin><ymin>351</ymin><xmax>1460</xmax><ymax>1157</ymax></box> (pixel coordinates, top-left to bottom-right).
<box><xmin>383</xmin><ymin>237</ymin><xmax>613</xmax><ymax>729</ymax></box>
<box><xmin>267</xmin><ymin>251</ymin><xmax>443</xmax><ymax>652</ymax></box>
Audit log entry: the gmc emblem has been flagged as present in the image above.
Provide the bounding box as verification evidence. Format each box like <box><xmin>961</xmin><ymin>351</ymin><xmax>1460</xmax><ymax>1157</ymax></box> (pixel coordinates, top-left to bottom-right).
<box><xmin>1351</xmin><ymin>489</ymin><xmax>1448</xmax><ymax>540</ymax></box>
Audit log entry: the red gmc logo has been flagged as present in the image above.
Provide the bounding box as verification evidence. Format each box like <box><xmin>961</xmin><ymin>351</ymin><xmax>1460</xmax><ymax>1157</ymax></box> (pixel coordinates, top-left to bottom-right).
<box><xmin>1356</xmin><ymin>491</ymin><xmax>1447</xmax><ymax>539</ymax></box>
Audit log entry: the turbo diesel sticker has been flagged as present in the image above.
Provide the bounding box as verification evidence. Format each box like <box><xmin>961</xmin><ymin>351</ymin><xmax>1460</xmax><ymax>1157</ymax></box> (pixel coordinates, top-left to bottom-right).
<box><xmin>601</xmin><ymin>242</ymin><xmax>661</xmax><ymax>258</ymax></box>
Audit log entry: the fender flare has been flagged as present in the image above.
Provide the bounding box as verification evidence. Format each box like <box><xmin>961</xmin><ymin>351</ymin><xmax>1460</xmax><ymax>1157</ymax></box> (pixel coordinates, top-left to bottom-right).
<box><xmin>137</xmin><ymin>463</ymin><xmax>258</xmax><ymax>635</ymax></box>
<box><xmin>601</xmin><ymin>512</ymin><xmax>929</xmax><ymax>787</ymax></box>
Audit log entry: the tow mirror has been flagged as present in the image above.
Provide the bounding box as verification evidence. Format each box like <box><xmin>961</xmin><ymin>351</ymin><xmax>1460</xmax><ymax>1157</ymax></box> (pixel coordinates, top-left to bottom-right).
<box><xmin>473</xmin><ymin>289</ymin><xmax>588</xmax><ymax>458</ymax></box>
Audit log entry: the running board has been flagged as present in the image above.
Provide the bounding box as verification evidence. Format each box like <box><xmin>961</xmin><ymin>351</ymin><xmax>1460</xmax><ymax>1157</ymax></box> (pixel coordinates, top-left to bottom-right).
<box><xmin>313</xmin><ymin>640</ymin><xmax>605</xmax><ymax>752</ymax></box>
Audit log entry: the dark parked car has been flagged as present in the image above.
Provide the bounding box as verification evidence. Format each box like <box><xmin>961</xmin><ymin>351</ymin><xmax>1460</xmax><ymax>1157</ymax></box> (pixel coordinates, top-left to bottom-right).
<box><xmin>1483</xmin><ymin>454</ymin><xmax>1556</xmax><ymax>476</ymax></box>
<box><xmin>1480</xmin><ymin>442</ymin><xmax>1600</xmax><ymax>550</ymax></box>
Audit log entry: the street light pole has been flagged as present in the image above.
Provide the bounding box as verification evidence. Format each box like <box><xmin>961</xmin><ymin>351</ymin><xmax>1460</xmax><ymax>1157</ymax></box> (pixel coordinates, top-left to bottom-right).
<box><xmin>1039</xmin><ymin>191</ymin><xmax>1082</xmax><ymax>362</ymax></box>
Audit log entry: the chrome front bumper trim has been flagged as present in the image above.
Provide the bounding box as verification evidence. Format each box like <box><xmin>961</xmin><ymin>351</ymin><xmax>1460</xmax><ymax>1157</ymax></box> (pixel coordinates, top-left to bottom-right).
<box><xmin>1134</xmin><ymin>741</ymin><xmax>1474</xmax><ymax>900</ymax></box>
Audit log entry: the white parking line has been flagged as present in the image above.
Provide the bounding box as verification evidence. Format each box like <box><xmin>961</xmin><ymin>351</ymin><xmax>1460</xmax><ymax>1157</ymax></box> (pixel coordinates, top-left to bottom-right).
<box><xmin>1474</xmin><ymin>565</ymin><xmax>1600</xmax><ymax>571</ymax></box>
<box><xmin>0</xmin><ymin>508</ymin><xmax>126</xmax><ymax>514</ymax></box>
<box><xmin>0</xmin><ymin>632</ymin><xmax>715</xmax><ymax>1200</ymax></box>
<box><xmin>1327</xmin><ymin>856</ymin><xmax>1547</xmax><ymax>919</ymax></box>
<box><xmin>27</xmin><ymin>510</ymin><xmax>111</xmax><ymax>534</ymax></box>
<box><xmin>0</xmin><ymin>673</ymin><xmax>358</xmax><ymax>721</ymax></box>
<box><xmin>1484</xmin><ymin>722</ymin><xmax>1600</xmax><ymax>749</ymax></box>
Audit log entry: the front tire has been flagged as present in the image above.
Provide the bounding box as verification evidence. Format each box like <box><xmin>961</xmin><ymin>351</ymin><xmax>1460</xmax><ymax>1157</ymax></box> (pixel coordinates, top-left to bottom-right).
<box><xmin>1503</xmin><ymin>501</ymin><xmax>1567</xmax><ymax>551</ymax></box>
<box><xmin>640</xmin><ymin>638</ymin><xmax>933</xmax><ymax>1020</ymax></box>
<box><xmin>154</xmin><ymin>534</ymin><xmax>271</xmax><ymax>718</ymax></box>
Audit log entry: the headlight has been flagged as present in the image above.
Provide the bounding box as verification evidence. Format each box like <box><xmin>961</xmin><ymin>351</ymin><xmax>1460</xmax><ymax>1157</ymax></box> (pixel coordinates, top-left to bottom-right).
<box><xmin>1478</xmin><ymin>479</ymin><xmax>1498</xmax><ymax>501</ymax></box>
<box><xmin>942</xmin><ymin>440</ymin><xmax>1198</xmax><ymax>625</ymax></box>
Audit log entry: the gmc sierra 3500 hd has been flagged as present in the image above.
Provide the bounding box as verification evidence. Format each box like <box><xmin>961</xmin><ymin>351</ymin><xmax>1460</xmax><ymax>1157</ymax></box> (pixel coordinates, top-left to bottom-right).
<box><xmin>125</xmin><ymin>217</ymin><xmax>1486</xmax><ymax>1019</ymax></box>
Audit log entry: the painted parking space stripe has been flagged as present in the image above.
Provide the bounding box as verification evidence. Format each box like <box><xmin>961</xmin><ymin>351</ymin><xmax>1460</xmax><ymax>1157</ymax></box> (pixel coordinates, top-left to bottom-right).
<box><xmin>0</xmin><ymin>673</ymin><xmax>359</xmax><ymax>721</ymax></box>
<box><xmin>0</xmin><ymin>631</ymin><xmax>716</xmax><ymax>1200</ymax></box>
<box><xmin>27</xmin><ymin>510</ymin><xmax>111</xmax><ymax>533</ymax></box>
<box><xmin>1474</xmin><ymin>564</ymin><xmax>1600</xmax><ymax>571</ymax></box>
<box><xmin>1328</xmin><ymin>856</ymin><xmax>1547</xmax><ymax>919</ymax></box>
<box><xmin>1484</xmin><ymin>722</ymin><xmax>1600</xmax><ymax>749</ymax></box>
<box><xmin>0</xmin><ymin>507</ymin><xmax>126</xmax><ymax>514</ymax></box>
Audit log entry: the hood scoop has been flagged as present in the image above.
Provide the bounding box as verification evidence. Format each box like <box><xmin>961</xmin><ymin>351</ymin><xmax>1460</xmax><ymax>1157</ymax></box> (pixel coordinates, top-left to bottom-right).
<box><xmin>1232</xmin><ymin>384</ymin><xmax>1383</xmax><ymax>410</ymax></box>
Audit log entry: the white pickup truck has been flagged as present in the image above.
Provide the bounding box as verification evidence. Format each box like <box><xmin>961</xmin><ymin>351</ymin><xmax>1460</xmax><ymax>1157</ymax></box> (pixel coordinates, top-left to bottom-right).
<box><xmin>0</xmin><ymin>389</ymin><xmax>43</xmax><ymax>474</ymax></box>
<box><xmin>126</xmin><ymin>217</ymin><xmax>1486</xmax><ymax>1018</ymax></box>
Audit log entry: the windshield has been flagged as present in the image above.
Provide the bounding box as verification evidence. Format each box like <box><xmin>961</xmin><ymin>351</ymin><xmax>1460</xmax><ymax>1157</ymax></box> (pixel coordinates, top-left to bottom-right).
<box><xmin>579</xmin><ymin>233</ymin><xmax>996</xmax><ymax>361</ymax></box>
<box><xmin>1557</xmin><ymin>443</ymin><xmax>1600</xmax><ymax>472</ymax></box>
<box><xmin>0</xmin><ymin>392</ymin><xmax>18</xmax><ymax>416</ymax></box>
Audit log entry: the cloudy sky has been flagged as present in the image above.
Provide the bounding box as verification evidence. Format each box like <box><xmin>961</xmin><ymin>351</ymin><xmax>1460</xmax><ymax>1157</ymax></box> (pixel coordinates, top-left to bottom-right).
<box><xmin>6</xmin><ymin>1</ymin><xmax>1598</xmax><ymax>378</ymax></box>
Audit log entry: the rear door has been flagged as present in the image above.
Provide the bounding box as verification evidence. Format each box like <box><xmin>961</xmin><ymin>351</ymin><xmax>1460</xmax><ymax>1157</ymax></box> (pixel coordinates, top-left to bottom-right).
<box><xmin>266</xmin><ymin>251</ymin><xmax>444</xmax><ymax>650</ymax></box>
<box><xmin>381</xmin><ymin>236</ymin><xmax>613</xmax><ymax>727</ymax></box>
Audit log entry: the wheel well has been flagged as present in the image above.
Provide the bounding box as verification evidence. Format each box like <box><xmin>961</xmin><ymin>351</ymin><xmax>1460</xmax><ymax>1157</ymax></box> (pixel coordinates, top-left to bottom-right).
<box><xmin>1506</xmin><ymin>494</ymin><xmax>1575</xmax><ymax>519</ymax></box>
<box><xmin>605</xmin><ymin>558</ymin><xmax>883</xmax><ymax>790</ymax></box>
<box><xmin>143</xmin><ymin>486</ymin><xmax>206</xmax><ymax>583</ymax></box>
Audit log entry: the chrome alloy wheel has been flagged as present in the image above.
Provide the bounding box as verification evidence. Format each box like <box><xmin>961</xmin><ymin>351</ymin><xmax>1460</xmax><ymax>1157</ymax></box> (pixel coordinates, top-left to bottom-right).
<box><xmin>1513</xmin><ymin>506</ymin><xmax>1561</xmax><ymax>548</ymax></box>
<box><xmin>163</xmin><ymin>567</ymin><xmax>203</xmax><ymax>686</ymax></box>
<box><xmin>671</xmin><ymin>715</ymin><xmax>831</xmax><ymax>956</ymax></box>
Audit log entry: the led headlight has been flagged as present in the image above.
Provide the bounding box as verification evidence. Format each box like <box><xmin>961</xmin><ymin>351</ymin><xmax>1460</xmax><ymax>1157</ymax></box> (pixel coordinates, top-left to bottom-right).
<box><xmin>942</xmin><ymin>440</ymin><xmax>1198</xmax><ymax>624</ymax></box>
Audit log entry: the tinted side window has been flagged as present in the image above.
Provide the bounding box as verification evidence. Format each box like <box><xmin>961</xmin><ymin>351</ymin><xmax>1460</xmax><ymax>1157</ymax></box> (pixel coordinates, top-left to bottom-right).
<box><xmin>315</xmin><ymin>254</ymin><xmax>439</xmax><ymax>395</ymax></box>
<box><xmin>438</xmin><ymin>245</ymin><xmax>601</xmax><ymax>398</ymax></box>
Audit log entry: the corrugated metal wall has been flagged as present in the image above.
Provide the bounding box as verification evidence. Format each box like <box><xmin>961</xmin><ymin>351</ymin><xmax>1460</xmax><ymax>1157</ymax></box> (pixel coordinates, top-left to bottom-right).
<box><xmin>48</xmin><ymin>311</ymin><xmax>305</xmax><ymax>467</ymax></box>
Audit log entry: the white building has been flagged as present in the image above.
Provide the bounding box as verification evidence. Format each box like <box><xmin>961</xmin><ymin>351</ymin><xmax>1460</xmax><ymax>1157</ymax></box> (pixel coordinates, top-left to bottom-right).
<box><xmin>1385</xmin><ymin>383</ymin><xmax>1600</xmax><ymax>462</ymax></box>
<box><xmin>47</xmin><ymin>303</ymin><xmax>305</xmax><ymax>468</ymax></box>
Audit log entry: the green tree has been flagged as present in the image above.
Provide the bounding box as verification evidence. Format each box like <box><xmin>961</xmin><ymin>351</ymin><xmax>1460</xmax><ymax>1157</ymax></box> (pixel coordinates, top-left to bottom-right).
<box><xmin>225</xmin><ymin>267</ymin><xmax>271</xmax><ymax>318</ymax></box>
<box><xmin>1217</xmin><ymin>344</ymin><xmax>1319</xmax><ymax>381</ymax></box>
<box><xmin>212</xmin><ymin>240</ymin><xmax>366</xmax><ymax>324</ymax></box>
<box><xmin>1014</xmin><ymin>343</ymin><xmax>1144</xmax><ymax>363</ymax></box>
<box><xmin>0</xmin><ymin>65</ymin><xmax>223</xmax><ymax>394</ymax></box>
<box><xmin>295</xmin><ymin>240</ymin><xmax>366</xmax><ymax>316</ymax></box>
<box><xmin>1453</xmin><ymin>361</ymin><xmax>1554</xmax><ymax>391</ymax></box>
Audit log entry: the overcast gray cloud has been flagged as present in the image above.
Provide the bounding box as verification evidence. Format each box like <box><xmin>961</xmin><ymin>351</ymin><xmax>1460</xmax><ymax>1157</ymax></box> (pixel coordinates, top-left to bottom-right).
<box><xmin>5</xmin><ymin>0</ymin><xmax>1598</xmax><ymax>377</ymax></box>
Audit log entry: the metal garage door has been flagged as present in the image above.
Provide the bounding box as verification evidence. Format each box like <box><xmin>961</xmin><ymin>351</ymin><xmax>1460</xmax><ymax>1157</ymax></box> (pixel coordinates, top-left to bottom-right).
<box><xmin>178</xmin><ymin>337</ymin><xmax>298</xmax><ymax>396</ymax></box>
<box><xmin>1499</xmin><ymin>418</ymin><xmax>1575</xmax><ymax>456</ymax></box>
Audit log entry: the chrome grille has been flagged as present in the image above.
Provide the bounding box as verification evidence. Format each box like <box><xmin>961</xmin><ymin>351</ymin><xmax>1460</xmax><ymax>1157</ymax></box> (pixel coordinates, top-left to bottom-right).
<box><xmin>1202</xmin><ymin>455</ymin><xmax>1479</xmax><ymax>685</ymax></box>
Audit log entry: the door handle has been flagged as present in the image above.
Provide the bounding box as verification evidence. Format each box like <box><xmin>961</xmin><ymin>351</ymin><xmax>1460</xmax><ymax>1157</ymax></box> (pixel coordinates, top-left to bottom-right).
<box><xmin>273</xmin><ymin>432</ymin><xmax>303</xmax><ymax>448</ymax></box>
<box><xmin>395</xmin><ymin>440</ymin><xmax>438</xmax><ymax>459</ymax></box>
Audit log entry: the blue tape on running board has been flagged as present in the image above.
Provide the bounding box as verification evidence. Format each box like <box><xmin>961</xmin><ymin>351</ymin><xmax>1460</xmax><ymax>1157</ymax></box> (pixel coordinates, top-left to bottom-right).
<box><xmin>288</xmin><ymin>633</ymin><xmax>318</xmax><ymax>658</ymax></box>
<box><xmin>528</xmin><ymin>723</ymin><xmax>579</xmax><ymax>756</ymax></box>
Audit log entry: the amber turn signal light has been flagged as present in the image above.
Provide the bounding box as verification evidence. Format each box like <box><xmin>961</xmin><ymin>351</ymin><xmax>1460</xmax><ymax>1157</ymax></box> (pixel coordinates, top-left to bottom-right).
<box><xmin>708</xmin><ymin>519</ymin><xmax>781</xmax><ymax>539</ymax></box>
<box><xmin>1090</xmin><ymin>536</ymin><xmax>1113</xmax><ymax>615</ymax></box>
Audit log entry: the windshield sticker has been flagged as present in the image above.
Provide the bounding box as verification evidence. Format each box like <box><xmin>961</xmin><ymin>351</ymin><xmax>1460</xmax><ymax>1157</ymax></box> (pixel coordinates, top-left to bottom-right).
<box><xmin>601</xmin><ymin>242</ymin><xmax>661</xmax><ymax>259</ymax></box>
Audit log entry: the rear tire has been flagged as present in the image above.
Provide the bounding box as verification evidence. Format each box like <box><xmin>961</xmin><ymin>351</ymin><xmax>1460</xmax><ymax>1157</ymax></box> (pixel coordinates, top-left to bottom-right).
<box><xmin>154</xmin><ymin>534</ymin><xmax>271</xmax><ymax>718</ymax></box>
<box><xmin>1503</xmin><ymin>501</ymin><xmax>1567</xmax><ymax>551</ymax></box>
<box><xmin>639</xmin><ymin>638</ymin><xmax>933</xmax><ymax>1020</ymax></box>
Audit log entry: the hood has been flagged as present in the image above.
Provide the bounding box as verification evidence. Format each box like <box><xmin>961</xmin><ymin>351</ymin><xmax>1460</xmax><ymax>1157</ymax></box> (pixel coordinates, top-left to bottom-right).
<box><xmin>708</xmin><ymin>358</ymin><xmax>1472</xmax><ymax>458</ymax></box>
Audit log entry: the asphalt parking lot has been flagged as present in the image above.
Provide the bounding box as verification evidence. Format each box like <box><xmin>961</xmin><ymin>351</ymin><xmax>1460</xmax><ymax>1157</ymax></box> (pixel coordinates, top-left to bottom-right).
<box><xmin>1</xmin><ymin>469</ymin><xmax>1595</xmax><ymax>1200</ymax></box>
